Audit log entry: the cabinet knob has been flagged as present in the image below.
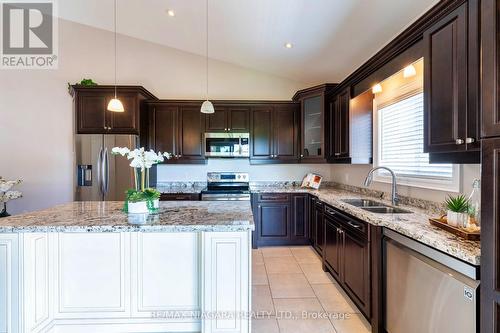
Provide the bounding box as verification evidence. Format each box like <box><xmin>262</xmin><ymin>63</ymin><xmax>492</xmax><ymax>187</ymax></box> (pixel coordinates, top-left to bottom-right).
<box><xmin>455</xmin><ymin>139</ymin><xmax>465</xmax><ymax>145</ymax></box>
<box><xmin>335</xmin><ymin>153</ymin><xmax>341</xmax><ymax>156</ymax></box>
<box><xmin>300</xmin><ymin>154</ymin><xmax>304</xmax><ymax>158</ymax></box>
<box><xmin>228</xmin><ymin>128</ymin><xmax>231</xmax><ymax>131</ymax></box>
<box><xmin>465</xmin><ymin>137</ymin><xmax>475</xmax><ymax>144</ymax></box>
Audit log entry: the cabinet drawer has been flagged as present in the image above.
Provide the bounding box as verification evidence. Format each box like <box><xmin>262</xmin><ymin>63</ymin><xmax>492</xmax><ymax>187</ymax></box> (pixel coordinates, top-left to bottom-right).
<box><xmin>160</xmin><ymin>193</ymin><xmax>200</xmax><ymax>201</ymax></box>
<box><xmin>324</xmin><ymin>205</ymin><xmax>367</xmax><ymax>237</ymax></box>
<box><xmin>257</xmin><ymin>193</ymin><xmax>290</xmax><ymax>203</ymax></box>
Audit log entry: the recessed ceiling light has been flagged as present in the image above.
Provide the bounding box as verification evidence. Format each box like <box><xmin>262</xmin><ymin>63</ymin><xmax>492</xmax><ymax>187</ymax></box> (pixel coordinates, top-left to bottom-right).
<box><xmin>284</xmin><ymin>42</ymin><xmax>293</xmax><ymax>49</ymax></box>
<box><xmin>166</xmin><ymin>9</ymin><xmax>175</xmax><ymax>17</ymax></box>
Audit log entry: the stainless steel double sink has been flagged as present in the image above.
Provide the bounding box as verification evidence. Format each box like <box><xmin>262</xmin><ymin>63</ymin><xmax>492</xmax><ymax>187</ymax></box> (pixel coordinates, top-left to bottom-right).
<box><xmin>341</xmin><ymin>199</ymin><xmax>412</xmax><ymax>214</ymax></box>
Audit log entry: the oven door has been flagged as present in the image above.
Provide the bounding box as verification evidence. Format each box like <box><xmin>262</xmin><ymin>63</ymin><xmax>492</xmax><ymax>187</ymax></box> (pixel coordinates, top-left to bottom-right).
<box><xmin>204</xmin><ymin>133</ymin><xmax>249</xmax><ymax>157</ymax></box>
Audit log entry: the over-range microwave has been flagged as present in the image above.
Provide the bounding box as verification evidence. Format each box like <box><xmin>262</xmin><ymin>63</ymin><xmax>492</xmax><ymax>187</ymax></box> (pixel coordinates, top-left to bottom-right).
<box><xmin>204</xmin><ymin>132</ymin><xmax>250</xmax><ymax>158</ymax></box>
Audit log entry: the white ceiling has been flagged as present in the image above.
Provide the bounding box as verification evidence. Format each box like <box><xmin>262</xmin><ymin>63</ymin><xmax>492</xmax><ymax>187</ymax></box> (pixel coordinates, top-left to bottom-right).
<box><xmin>59</xmin><ymin>0</ymin><xmax>439</xmax><ymax>84</ymax></box>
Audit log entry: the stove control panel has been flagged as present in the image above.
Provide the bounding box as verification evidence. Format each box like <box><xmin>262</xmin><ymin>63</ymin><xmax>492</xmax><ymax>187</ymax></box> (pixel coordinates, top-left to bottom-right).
<box><xmin>207</xmin><ymin>172</ymin><xmax>249</xmax><ymax>183</ymax></box>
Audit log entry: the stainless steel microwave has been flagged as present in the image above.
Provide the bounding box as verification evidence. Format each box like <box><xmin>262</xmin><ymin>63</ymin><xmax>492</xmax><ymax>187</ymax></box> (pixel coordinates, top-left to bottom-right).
<box><xmin>204</xmin><ymin>133</ymin><xmax>250</xmax><ymax>158</ymax></box>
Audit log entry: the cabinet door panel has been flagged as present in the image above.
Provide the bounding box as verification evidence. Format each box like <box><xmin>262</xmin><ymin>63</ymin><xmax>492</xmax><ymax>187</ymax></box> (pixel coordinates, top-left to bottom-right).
<box><xmin>228</xmin><ymin>108</ymin><xmax>250</xmax><ymax>132</ymax></box>
<box><xmin>250</xmin><ymin>107</ymin><xmax>273</xmax><ymax>159</ymax></box>
<box><xmin>57</xmin><ymin>233</ymin><xmax>129</xmax><ymax>318</ymax></box>
<box><xmin>152</xmin><ymin>105</ymin><xmax>178</xmax><ymax>156</ymax></box>
<box><xmin>336</xmin><ymin>90</ymin><xmax>350</xmax><ymax>158</ymax></box>
<box><xmin>179</xmin><ymin>107</ymin><xmax>205</xmax><ymax>160</ymax></box>
<box><xmin>77</xmin><ymin>93</ymin><xmax>107</xmax><ymax>133</ymax></box>
<box><xmin>291</xmin><ymin>194</ymin><xmax>309</xmax><ymax>244</ymax></box>
<box><xmin>206</xmin><ymin>108</ymin><xmax>227</xmax><ymax>131</ymax></box>
<box><xmin>257</xmin><ymin>203</ymin><xmax>291</xmax><ymax>246</ymax></box>
<box><xmin>314</xmin><ymin>205</ymin><xmax>324</xmax><ymax>253</ymax></box>
<box><xmin>301</xmin><ymin>95</ymin><xmax>324</xmax><ymax>160</ymax></box>
<box><xmin>343</xmin><ymin>231</ymin><xmax>370</xmax><ymax>315</ymax></box>
<box><xmin>324</xmin><ymin>217</ymin><xmax>341</xmax><ymax>280</ymax></box>
<box><xmin>424</xmin><ymin>3</ymin><xmax>467</xmax><ymax>153</ymax></box>
<box><xmin>274</xmin><ymin>105</ymin><xmax>299</xmax><ymax>162</ymax></box>
<box><xmin>110</xmin><ymin>93</ymin><xmax>139</xmax><ymax>134</ymax></box>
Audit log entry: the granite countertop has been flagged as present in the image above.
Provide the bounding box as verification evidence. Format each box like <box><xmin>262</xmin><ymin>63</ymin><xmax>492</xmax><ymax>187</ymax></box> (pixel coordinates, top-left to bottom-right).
<box><xmin>0</xmin><ymin>201</ymin><xmax>254</xmax><ymax>233</ymax></box>
<box><xmin>251</xmin><ymin>185</ymin><xmax>480</xmax><ymax>266</ymax></box>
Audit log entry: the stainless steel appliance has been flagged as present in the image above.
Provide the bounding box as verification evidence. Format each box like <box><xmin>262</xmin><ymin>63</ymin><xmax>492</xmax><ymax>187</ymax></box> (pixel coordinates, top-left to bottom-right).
<box><xmin>204</xmin><ymin>133</ymin><xmax>249</xmax><ymax>157</ymax></box>
<box><xmin>201</xmin><ymin>172</ymin><xmax>250</xmax><ymax>201</ymax></box>
<box><xmin>75</xmin><ymin>134</ymin><xmax>138</xmax><ymax>201</ymax></box>
<box><xmin>384</xmin><ymin>229</ymin><xmax>479</xmax><ymax>333</ymax></box>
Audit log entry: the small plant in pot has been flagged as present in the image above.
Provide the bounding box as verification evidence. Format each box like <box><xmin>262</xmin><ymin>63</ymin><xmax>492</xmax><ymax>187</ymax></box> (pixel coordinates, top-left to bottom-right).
<box><xmin>112</xmin><ymin>147</ymin><xmax>170</xmax><ymax>214</ymax></box>
<box><xmin>445</xmin><ymin>195</ymin><xmax>469</xmax><ymax>228</ymax></box>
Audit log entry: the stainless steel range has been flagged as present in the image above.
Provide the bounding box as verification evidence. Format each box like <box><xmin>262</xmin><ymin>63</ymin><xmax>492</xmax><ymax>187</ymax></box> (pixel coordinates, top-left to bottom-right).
<box><xmin>201</xmin><ymin>172</ymin><xmax>250</xmax><ymax>201</ymax></box>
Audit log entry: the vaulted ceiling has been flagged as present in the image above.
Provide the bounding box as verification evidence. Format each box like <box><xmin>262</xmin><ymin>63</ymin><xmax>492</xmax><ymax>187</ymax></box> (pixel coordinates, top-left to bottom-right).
<box><xmin>59</xmin><ymin>0</ymin><xmax>439</xmax><ymax>84</ymax></box>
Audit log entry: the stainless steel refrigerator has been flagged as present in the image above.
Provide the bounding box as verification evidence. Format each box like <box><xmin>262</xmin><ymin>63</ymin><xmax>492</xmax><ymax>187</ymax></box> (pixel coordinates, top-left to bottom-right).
<box><xmin>75</xmin><ymin>135</ymin><xmax>138</xmax><ymax>201</ymax></box>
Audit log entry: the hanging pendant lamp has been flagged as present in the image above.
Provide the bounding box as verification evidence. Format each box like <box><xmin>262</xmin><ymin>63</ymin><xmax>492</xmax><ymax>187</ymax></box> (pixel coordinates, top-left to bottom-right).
<box><xmin>201</xmin><ymin>0</ymin><xmax>214</xmax><ymax>114</ymax></box>
<box><xmin>107</xmin><ymin>0</ymin><xmax>124</xmax><ymax>112</ymax></box>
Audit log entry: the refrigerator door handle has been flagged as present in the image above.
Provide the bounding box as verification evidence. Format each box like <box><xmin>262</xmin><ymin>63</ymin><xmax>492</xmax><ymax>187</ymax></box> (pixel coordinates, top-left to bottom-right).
<box><xmin>97</xmin><ymin>147</ymin><xmax>104</xmax><ymax>196</ymax></box>
<box><xmin>104</xmin><ymin>147</ymin><xmax>110</xmax><ymax>195</ymax></box>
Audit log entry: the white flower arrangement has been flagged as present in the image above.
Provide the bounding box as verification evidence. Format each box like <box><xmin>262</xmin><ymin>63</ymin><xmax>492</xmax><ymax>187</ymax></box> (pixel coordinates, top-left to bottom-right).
<box><xmin>112</xmin><ymin>147</ymin><xmax>171</xmax><ymax>214</ymax></box>
<box><xmin>0</xmin><ymin>177</ymin><xmax>22</xmax><ymax>217</ymax></box>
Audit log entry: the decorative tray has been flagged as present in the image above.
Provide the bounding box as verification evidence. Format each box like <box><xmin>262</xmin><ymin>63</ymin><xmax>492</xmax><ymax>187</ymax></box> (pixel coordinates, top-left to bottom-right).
<box><xmin>429</xmin><ymin>217</ymin><xmax>480</xmax><ymax>241</ymax></box>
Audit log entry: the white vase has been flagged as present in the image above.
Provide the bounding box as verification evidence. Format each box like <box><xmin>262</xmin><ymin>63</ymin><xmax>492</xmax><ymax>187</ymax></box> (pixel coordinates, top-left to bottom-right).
<box><xmin>128</xmin><ymin>201</ymin><xmax>149</xmax><ymax>214</ymax></box>
<box><xmin>152</xmin><ymin>199</ymin><xmax>159</xmax><ymax>209</ymax></box>
<box><xmin>447</xmin><ymin>211</ymin><xmax>468</xmax><ymax>228</ymax></box>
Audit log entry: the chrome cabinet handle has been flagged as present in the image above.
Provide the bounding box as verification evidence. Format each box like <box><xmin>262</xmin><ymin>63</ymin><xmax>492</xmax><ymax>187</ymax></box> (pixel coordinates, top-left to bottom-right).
<box><xmin>104</xmin><ymin>148</ymin><xmax>110</xmax><ymax>195</ymax></box>
<box><xmin>455</xmin><ymin>139</ymin><xmax>465</xmax><ymax>145</ymax></box>
<box><xmin>465</xmin><ymin>137</ymin><xmax>475</xmax><ymax>144</ymax></box>
<box><xmin>347</xmin><ymin>221</ymin><xmax>362</xmax><ymax>229</ymax></box>
<box><xmin>97</xmin><ymin>147</ymin><xmax>103</xmax><ymax>195</ymax></box>
<box><xmin>335</xmin><ymin>153</ymin><xmax>341</xmax><ymax>156</ymax></box>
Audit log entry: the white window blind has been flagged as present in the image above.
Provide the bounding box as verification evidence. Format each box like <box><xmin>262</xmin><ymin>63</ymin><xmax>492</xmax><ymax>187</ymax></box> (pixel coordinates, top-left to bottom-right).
<box><xmin>378</xmin><ymin>93</ymin><xmax>453</xmax><ymax>180</ymax></box>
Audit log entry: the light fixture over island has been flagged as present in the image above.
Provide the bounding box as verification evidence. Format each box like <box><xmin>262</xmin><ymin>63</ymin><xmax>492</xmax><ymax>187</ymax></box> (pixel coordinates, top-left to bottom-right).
<box><xmin>0</xmin><ymin>201</ymin><xmax>253</xmax><ymax>333</ymax></box>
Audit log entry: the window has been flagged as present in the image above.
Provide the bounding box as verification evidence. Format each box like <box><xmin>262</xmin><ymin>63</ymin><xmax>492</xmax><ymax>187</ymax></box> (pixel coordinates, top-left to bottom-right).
<box><xmin>373</xmin><ymin>60</ymin><xmax>460</xmax><ymax>192</ymax></box>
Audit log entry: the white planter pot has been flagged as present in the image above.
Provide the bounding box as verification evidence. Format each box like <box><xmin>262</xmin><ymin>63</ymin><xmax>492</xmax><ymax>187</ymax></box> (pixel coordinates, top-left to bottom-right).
<box><xmin>447</xmin><ymin>211</ymin><xmax>468</xmax><ymax>228</ymax></box>
<box><xmin>152</xmin><ymin>199</ymin><xmax>159</xmax><ymax>209</ymax></box>
<box><xmin>128</xmin><ymin>201</ymin><xmax>149</xmax><ymax>214</ymax></box>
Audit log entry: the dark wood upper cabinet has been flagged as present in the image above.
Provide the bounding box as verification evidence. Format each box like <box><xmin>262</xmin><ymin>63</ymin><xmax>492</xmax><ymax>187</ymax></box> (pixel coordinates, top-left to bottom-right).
<box><xmin>144</xmin><ymin>101</ymin><xmax>206</xmax><ymax>164</ymax></box>
<box><xmin>273</xmin><ymin>104</ymin><xmax>300</xmax><ymax>162</ymax></box>
<box><xmin>250</xmin><ymin>103</ymin><xmax>300</xmax><ymax>164</ymax></box>
<box><xmin>228</xmin><ymin>107</ymin><xmax>250</xmax><ymax>132</ymax></box>
<box><xmin>423</xmin><ymin>0</ymin><xmax>480</xmax><ymax>160</ymax></box>
<box><xmin>178</xmin><ymin>106</ymin><xmax>206</xmax><ymax>162</ymax></box>
<box><xmin>205</xmin><ymin>106</ymin><xmax>250</xmax><ymax>132</ymax></box>
<box><xmin>328</xmin><ymin>88</ymin><xmax>372</xmax><ymax>164</ymax></box>
<box><xmin>250</xmin><ymin>106</ymin><xmax>274</xmax><ymax>161</ymax></box>
<box><xmin>205</xmin><ymin>108</ymin><xmax>227</xmax><ymax>131</ymax></box>
<box><xmin>293</xmin><ymin>84</ymin><xmax>337</xmax><ymax>163</ymax></box>
<box><xmin>70</xmin><ymin>85</ymin><xmax>156</xmax><ymax>135</ymax></box>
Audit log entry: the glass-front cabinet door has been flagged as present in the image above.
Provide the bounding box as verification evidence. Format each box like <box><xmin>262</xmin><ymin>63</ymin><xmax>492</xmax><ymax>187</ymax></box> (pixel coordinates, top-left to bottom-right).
<box><xmin>302</xmin><ymin>95</ymin><xmax>323</xmax><ymax>159</ymax></box>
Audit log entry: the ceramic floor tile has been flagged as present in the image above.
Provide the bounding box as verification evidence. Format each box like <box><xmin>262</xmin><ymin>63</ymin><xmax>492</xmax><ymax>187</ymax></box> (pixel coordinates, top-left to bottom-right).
<box><xmin>290</xmin><ymin>247</ymin><xmax>322</xmax><ymax>264</ymax></box>
<box><xmin>299</xmin><ymin>263</ymin><xmax>337</xmax><ymax>284</ymax></box>
<box><xmin>268</xmin><ymin>273</ymin><xmax>315</xmax><ymax>299</ymax></box>
<box><xmin>277</xmin><ymin>318</ymin><xmax>336</xmax><ymax>333</ymax></box>
<box><xmin>253</xmin><ymin>263</ymin><xmax>269</xmax><ymax>285</ymax></box>
<box><xmin>253</xmin><ymin>249</ymin><xmax>264</xmax><ymax>264</ymax></box>
<box><xmin>264</xmin><ymin>256</ymin><xmax>302</xmax><ymax>274</ymax></box>
<box><xmin>330</xmin><ymin>313</ymin><xmax>371</xmax><ymax>333</ymax></box>
<box><xmin>252</xmin><ymin>318</ymin><xmax>280</xmax><ymax>333</ymax></box>
<box><xmin>252</xmin><ymin>285</ymin><xmax>275</xmax><ymax>315</ymax></box>
<box><xmin>261</xmin><ymin>247</ymin><xmax>293</xmax><ymax>258</ymax></box>
<box><xmin>273</xmin><ymin>298</ymin><xmax>324</xmax><ymax>315</ymax></box>
<box><xmin>312</xmin><ymin>284</ymin><xmax>360</xmax><ymax>314</ymax></box>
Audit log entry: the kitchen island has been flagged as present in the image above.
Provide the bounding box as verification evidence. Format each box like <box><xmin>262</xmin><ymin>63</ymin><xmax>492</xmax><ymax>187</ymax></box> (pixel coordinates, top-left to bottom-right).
<box><xmin>0</xmin><ymin>201</ymin><xmax>254</xmax><ymax>333</ymax></box>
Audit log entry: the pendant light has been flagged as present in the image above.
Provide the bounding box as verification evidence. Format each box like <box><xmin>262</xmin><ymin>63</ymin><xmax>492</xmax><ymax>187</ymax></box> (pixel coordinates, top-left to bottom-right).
<box><xmin>201</xmin><ymin>0</ymin><xmax>215</xmax><ymax>114</ymax></box>
<box><xmin>107</xmin><ymin>0</ymin><xmax>124</xmax><ymax>112</ymax></box>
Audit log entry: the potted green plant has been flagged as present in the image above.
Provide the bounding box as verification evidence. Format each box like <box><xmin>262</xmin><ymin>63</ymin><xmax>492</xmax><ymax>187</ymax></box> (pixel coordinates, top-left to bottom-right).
<box><xmin>112</xmin><ymin>147</ymin><xmax>170</xmax><ymax>214</ymax></box>
<box><xmin>445</xmin><ymin>195</ymin><xmax>469</xmax><ymax>228</ymax></box>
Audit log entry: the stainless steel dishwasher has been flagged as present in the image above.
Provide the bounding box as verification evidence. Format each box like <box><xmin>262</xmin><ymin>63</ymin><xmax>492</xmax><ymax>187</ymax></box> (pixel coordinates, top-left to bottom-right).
<box><xmin>384</xmin><ymin>229</ymin><xmax>479</xmax><ymax>333</ymax></box>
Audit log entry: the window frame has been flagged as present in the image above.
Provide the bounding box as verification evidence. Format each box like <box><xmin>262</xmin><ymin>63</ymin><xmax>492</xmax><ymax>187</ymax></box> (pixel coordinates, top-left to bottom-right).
<box><xmin>373</xmin><ymin>90</ymin><xmax>461</xmax><ymax>193</ymax></box>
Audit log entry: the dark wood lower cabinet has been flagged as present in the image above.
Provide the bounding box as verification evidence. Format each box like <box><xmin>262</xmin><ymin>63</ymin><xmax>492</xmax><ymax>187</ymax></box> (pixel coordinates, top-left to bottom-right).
<box><xmin>322</xmin><ymin>205</ymin><xmax>371</xmax><ymax>318</ymax></box>
<box><xmin>252</xmin><ymin>193</ymin><xmax>310</xmax><ymax>247</ymax></box>
<box><xmin>310</xmin><ymin>197</ymin><xmax>325</xmax><ymax>254</ymax></box>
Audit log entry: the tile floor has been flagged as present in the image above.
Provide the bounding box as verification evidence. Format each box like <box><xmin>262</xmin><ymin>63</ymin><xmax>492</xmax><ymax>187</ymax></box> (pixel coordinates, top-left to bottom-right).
<box><xmin>252</xmin><ymin>246</ymin><xmax>371</xmax><ymax>333</ymax></box>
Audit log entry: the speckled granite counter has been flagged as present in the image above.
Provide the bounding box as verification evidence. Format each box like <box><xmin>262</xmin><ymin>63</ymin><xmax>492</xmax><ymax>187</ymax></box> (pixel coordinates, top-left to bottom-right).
<box><xmin>0</xmin><ymin>201</ymin><xmax>254</xmax><ymax>233</ymax></box>
<box><xmin>251</xmin><ymin>185</ymin><xmax>480</xmax><ymax>265</ymax></box>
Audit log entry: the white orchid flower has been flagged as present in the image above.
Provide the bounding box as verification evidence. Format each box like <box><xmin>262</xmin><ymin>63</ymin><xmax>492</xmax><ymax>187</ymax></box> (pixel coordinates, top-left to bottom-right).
<box><xmin>0</xmin><ymin>179</ymin><xmax>21</xmax><ymax>192</ymax></box>
<box><xmin>111</xmin><ymin>147</ymin><xmax>130</xmax><ymax>156</ymax></box>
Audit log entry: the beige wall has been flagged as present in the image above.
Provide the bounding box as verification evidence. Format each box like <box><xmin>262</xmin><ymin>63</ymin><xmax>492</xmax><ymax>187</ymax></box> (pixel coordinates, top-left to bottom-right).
<box><xmin>0</xmin><ymin>20</ymin><xmax>305</xmax><ymax>215</ymax></box>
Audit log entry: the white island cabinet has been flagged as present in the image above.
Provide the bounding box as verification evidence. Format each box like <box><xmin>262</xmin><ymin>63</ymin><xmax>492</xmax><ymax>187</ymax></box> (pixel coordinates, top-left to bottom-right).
<box><xmin>0</xmin><ymin>201</ymin><xmax>254</xmax><ymax>333</ymax></box>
